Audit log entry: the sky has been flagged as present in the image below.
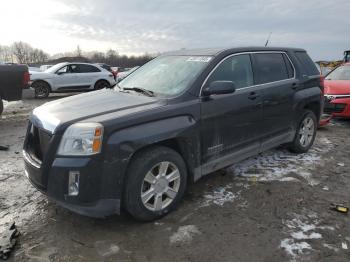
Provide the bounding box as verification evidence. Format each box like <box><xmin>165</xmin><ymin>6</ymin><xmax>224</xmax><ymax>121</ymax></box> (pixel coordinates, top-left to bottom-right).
<box><xmin>0</xmin><ymin>0</ymin><xmax>349</xmax><ymax>60</ymax></box>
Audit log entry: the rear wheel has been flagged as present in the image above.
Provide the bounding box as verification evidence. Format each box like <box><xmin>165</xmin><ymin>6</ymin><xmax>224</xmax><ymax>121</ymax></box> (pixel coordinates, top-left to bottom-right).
<box><xmin>124</xmin><ymin>146</ymin><xmax>187</xmax><ymax>221</ymax></box>
<box><xmin>94</xmin><ymin>80</ymin><xmax>110</xmax><ymax>90</ymax></box>
<box><xmin>288</xmin><ymin>110</ymin><xmax>317</xmax><ymax>153</ymax></box>
<box><xmin>33</xmin><ymin>81</ymin><xmax>50</xmax><ymax>98</ymax></box>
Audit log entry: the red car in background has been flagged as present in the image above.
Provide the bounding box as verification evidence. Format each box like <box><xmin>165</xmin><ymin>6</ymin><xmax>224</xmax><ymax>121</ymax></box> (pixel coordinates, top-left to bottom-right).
<box><xmin>324</xmin><ymin>63</ymin><xmax>350</xmax><ymax>117</ymax></box>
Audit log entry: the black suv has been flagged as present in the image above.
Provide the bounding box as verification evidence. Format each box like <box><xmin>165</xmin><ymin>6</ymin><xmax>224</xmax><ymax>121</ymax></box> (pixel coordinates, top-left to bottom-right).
<box><xmin>23</xmin><ymin>47</ymin><xmax>322</xmax><ymax>221</ymax></box>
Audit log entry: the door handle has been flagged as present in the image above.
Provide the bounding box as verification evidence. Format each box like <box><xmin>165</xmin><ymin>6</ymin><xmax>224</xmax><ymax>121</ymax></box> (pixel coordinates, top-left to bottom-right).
<box><xmin>291</xmin><ymin>82</ymin><xmax>298</xmax><ymax>90</ymax></box>
<box><xmin>248</xmin><ymin>92</ymin><xmax>260</xmax><ymax>100</ymax></box>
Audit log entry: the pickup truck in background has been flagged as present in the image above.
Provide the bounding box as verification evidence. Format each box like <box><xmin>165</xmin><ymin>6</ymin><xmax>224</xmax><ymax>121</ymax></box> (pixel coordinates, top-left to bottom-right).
<box><xmin>0</xmin><ymin>65</ymin><xmax>30</xmax><ymax>115</ymax></box>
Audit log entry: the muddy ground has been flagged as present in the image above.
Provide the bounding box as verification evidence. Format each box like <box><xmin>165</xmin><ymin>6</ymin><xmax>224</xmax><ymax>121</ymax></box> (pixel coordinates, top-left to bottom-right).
<box><xmin>1</xmin><ymin>95</ymin><xmax>350</xmax><ymax>262</ymax></box>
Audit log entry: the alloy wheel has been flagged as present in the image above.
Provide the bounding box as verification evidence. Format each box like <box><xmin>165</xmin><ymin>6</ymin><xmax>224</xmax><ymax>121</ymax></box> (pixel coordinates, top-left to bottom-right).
<box><xmin>299</xmin><ymin>116</ymin><xmax>315</xmax><ymax>147</ymax></box>
<box><xmin>141</xmin><ymin>161</ymin><xmax>181</xmax><ymax>211</ymax></box>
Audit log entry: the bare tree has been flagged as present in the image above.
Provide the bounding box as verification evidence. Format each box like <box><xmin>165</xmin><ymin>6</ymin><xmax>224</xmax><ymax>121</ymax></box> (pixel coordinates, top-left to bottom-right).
<box><xmin>12</xmin><ymin>42</ymin><xmax>32</xmax><ymax>63</ymax></box>
<box><xmin>76</xmin><ymin>45</ymin><xmax>82</xmax><ymax>57</ymax></box>
<box><xmin>10</xmin><ymin>42</ymin><xmax>48</xmax><ymax>64</ymax></box>
<box><xmin>0</xmin><ymin>45</ymin><xmax>14</xmax><ymax>63</ymax></box>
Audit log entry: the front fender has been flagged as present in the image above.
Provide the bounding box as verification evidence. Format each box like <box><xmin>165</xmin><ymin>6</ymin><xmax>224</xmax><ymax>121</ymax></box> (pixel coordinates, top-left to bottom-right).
<box><xmin>101</xmin><ymin>116</ymin><xmax>200</xmax><ymax>199</ymax></box>
<box><xmin>107</xmin><ymin>115</ymin><xmax>197</xmax><ymax>161</ymax></box>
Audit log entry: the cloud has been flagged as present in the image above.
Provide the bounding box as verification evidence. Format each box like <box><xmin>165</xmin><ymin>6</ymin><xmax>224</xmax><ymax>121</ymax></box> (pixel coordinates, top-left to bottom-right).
<box><xmin>2</xmin><ymin>0</ymin><xmax>350</xmax><ymax>60</ymax></box>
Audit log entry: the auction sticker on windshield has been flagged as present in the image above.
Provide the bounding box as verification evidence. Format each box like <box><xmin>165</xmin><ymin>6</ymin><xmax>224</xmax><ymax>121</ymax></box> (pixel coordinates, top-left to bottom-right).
<box><xmin>186</xmin><ymin>57</ymin><xmax>212</xmax><ymax>63</ymax></box>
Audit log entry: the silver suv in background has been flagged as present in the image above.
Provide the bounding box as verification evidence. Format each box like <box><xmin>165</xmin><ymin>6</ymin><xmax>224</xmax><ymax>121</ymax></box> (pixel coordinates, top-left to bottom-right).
<box><xmin>30</xmin><ymin>62</ymin><xmax>116</xmax><ymax>98</ymax></box>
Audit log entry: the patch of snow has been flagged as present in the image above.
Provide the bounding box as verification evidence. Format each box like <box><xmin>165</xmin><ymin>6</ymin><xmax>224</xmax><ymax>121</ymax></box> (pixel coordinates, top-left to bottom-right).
<box><xmin>202</xmin><ymin>185</ymin><xmax>240</xmax><ymax>207</ymax></box>
<box><xmin>319</xmin><ymin>226</ymin><xmax>335</xmax><ymax>231</ymax></box>
<box><xmin>342</xmin><ymin>242</ymin><xmax>348</xmax><ymax>250</ymax></box>
<box><xmin>169</xmin><ymin>225</ymin><xmax>201</xmax><ymax>245</ymax></box>
<box><xmin>3</xmin><ymin>100</ymin><xmax>23</xmax><ymax>109</ymax></box>
<box><xmin>94</xmin><ymin>241</ymin><xmax>120</xmax><ymax>257</ymax></box>
<box><xmin>227</xmin><ymin>137</ymin><xmax>333</xmax><ymax>186</ymax></box>
<box><xmin>323</xmin><ymin>243</ymin><xmax>339</xmax><ymax>252</ymax></box>
<box><xmin>280</xmin><ymin>213</ymin><xmax>335</xmax><ymax>260</ymax></box>
<box><xmin>291</xmin><ymin>231</ymin><xmax>322</xmax><ymax>240</ymax></box>
<box><xmin>280</xmin><ymin>238</ymin><xmax>311</xmax><ymax>259</ymax></box>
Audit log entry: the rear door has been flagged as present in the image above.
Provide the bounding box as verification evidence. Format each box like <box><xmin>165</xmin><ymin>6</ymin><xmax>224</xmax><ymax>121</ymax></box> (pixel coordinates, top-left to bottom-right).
<box><xmin>251</xmin><ymin>52</ymin><xmax>297</xmax><ymax>150</ymax></box>
<box><xmin>200</xmin><ymin>54</ymin><xmax>263</xmax><ymax>173</ymax></box>
<box><xmin>76</xmin><ymin>64</ymin><xmax>102</xmax><ymax>89</ymax></box>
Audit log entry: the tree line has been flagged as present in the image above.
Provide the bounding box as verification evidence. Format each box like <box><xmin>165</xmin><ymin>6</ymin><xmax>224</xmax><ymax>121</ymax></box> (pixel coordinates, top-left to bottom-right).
<box><xmin>0</xmin><ymin>42</ymin><xmax>155</xmax><ymax>68</ymax></box>
<box><xmin>0</xmin><ymin>42</ymin><xmax>49</xmax><ymax>64</ymax></box>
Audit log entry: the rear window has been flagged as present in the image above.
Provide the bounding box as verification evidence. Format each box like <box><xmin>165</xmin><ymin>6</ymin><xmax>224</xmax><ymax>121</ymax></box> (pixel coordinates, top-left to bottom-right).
<box><xmin>294</xmin><ymin>51</ymin><xmax>319</xmax><ymax>76</ymax></box>
<box><xmin>253</xmin><ymin>53</ymin><xmax>290</xmax><ymax>84</ymax></box>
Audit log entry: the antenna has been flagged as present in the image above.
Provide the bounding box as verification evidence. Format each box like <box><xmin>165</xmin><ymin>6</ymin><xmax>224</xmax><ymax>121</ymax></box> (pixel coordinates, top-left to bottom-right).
<box><xmin>265</xmin><ymin>32</ymin><xmax>272</xmax><ymax>47</ymax></box>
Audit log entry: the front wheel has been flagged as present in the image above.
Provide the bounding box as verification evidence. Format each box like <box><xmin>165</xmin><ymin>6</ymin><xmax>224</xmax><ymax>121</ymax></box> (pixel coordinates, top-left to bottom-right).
<box><xmin>288</xmin><ymin>110</ymin><xmax>317</xmax><ymax>153</ymax></box>
<box><xmin>124</xmin><ymin>146</ymin><xmax>187</xmax><ymax>221</ymax></box>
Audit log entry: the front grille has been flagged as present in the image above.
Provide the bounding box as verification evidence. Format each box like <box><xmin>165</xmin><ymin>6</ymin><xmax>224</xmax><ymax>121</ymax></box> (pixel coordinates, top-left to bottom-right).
<box><xmin>26</xmin><ymin>122</ymin><xmax>52</xmax><ymax>162</ymax></box>
<box><xmin>324</xmin><ymin>102</ymin><xmax>347</xmax><ymax>114</ymax></box>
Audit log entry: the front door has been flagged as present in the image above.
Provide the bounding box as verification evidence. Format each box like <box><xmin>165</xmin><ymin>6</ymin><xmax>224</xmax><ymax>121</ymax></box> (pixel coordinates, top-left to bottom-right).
<box><xmin>54</xmin><ymin>64</ymin><xmax>80</xmax><ymax>90</ymax></box>
<box><xmin>200</xmin><ymin>54</ymin><xmax>263</xmax><ymax>175</ymax></box>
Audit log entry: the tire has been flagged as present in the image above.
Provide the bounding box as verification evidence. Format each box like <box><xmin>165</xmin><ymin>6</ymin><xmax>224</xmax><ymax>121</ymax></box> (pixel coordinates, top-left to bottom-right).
<box><xmin>33</xmin><ymin>81</ymin><xmax>50</xmax><ymax>98</ymax></box>
<box><xmin>94</xmin><ymin>80</ymin><xmax>110</xmax><ymax>90</ymax></box>
<box><xmin>124</xmin><ymin>146</ymin><xmax>187</xmax><ymax>221</ymax></box>
<box><xmin>288</xmin><ymin>110</ymin><xmax>317</xmax><ymax>153</ymax></box>
<box><xmin>0</xmin><ymin>98</ymin><xmax>3</xmax><ymax>115</ymax></box>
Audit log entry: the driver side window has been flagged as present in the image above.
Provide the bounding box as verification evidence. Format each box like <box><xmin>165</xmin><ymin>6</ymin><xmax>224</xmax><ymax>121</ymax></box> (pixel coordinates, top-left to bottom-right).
<box><xmin>207</xmin><ymin>54</ymin><xmax>254</xmax><ymax>89</ymax></box>
<box><xmin>57</xmin><ymin>66</ymin><xmax>69</xmax><ymax>74</ymax></box>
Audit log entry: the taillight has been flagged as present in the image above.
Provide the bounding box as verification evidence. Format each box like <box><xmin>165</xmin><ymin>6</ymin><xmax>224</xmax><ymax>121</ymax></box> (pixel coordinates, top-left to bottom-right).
<box><xmin>23</xmin><ymin>71</ymin><xmax>30</xmax><ymax>88</ymax></box>
<box><xmin>319</xmin><ymin>75</ymin><xmax>324</xmax><ymax>94</ymax></box>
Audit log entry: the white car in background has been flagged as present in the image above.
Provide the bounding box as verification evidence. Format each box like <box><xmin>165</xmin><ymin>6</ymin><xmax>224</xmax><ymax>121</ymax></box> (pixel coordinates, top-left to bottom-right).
<box><xmin>117</xmin><ymin>66</ymin><xmax>140</xmax><ymax>82</ymax></box>
<box><xmin>30</xmin><ymin>62</ymin><xmax>116</xmax><ymax>98</ymax></box>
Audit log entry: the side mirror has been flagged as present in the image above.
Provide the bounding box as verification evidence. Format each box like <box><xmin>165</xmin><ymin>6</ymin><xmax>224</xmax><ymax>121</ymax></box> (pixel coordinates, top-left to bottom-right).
<box><xmin>202</xmin><ymin>81</ymin><xmax>236</xmax><ymax>96</ymax></box>
<box><xmin>57</xmin><ymin>72</ymin><xmax>65</xmax><ymax>75</ymax></box>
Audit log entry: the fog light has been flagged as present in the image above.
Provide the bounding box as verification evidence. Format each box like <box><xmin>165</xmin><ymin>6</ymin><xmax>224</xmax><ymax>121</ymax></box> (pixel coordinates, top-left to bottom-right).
<box><xmin>68</xmin><ymin>171</ymin><xmax>80</xmax><ymax>196</ymax></box>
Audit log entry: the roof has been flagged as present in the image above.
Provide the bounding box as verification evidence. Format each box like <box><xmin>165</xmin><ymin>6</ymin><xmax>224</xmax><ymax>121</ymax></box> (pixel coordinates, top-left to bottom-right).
<box><xmin>163</xmin><ymin>46</ymin><xmax>306</xmax><ymax>56</ymax></box>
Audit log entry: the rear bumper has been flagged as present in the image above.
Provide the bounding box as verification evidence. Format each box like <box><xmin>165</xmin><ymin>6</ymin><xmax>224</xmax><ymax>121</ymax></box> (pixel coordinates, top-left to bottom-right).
<box><xmin>24</xmin><ymin>151</ymin><xmax>122</xmax><ymax>218</ymax></box>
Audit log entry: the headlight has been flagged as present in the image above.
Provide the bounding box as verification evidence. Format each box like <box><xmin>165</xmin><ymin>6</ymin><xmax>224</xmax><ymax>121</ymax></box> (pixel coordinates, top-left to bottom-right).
<box><xmin>58</xmin><ymin>123</ymin><xmax>104</xmax><ymax>156</ymax></box>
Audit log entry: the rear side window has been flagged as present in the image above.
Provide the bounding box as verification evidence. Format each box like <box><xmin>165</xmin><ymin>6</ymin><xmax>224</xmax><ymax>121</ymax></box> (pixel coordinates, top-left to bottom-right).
<box><xmin>79</xmin><ymin>64</ymin><xmax>101</xmax><ymax>73</ymax></box>
<box><xmin>294</xmin><ymin>51</ymin><xmax>319</xmax><ymax>76</ymax></box>
<box><xmin>207</xmin><ymin>54</ymin><xmax>254</xmax><ymax>89</ymax></box>
<box><xmin>253</xmin><ymin>53</ymin><xmax>289</xmax><ymax>84</ymax></box>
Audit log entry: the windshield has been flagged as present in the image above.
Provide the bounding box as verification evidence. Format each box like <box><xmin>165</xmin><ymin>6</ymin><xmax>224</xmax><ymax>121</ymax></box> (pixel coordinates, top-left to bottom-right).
<box><xmin>45</xmin><ymin>63</ymin><xmax>68</xmax><ymax>73</ymax></box>
<box><xmin>118</xmin><ymin>55</ymin><xmax>212</xmax><ymax>96</ymax></box>
<box><xmin>326</xmin><ymin>65</ymin><xmax>350</xmax><ymax>80</ymax></box>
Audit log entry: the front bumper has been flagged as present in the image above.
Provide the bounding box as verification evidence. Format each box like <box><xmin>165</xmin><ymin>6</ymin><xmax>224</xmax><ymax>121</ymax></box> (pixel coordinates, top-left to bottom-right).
<box><xmin>24</xmin><ymin>151</ymin><xmax>122</xmax><ymax>218</ymax></box>
<box><xmin>324</xmin><ymin>96</ymin><xmax>350</xmax><ymax>117</ymax></box>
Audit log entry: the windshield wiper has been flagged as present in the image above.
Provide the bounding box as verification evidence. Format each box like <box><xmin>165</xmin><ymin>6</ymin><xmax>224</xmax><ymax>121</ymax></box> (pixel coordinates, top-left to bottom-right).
<box><xmin>123</xmin><ymin>87</ymin><xmax>155</xmax><ymax>97</ymax></box>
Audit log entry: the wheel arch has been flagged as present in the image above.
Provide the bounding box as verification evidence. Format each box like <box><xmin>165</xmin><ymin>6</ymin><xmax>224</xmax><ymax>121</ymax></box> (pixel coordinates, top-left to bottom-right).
<box><xmin>94</xmin><ymin>78</ymin><xmax>110</xmax><ymax>88</ymax></box>
<box><xmin>303</xmin><ymin>101</ymin><xmax>321</xmax><ymax>121</ymax></box>
<box><xmin>31</xmin><ymin>79</ymin><xmax>52</xmax><ymax>92</ymax></box>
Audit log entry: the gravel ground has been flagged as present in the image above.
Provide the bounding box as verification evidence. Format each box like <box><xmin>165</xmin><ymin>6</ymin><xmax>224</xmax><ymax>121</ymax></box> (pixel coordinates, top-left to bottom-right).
<box><xmin>1</xmin><ymin>95</ymin><xmax>350</xmax><ymax>262</ymax></box>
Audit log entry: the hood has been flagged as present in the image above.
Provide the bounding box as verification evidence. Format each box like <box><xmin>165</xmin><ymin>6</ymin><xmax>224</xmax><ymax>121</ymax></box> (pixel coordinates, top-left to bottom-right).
<box><xmin>324</xmin><ymin>80</ymin><xmax>350</xmax><ymax>95</ymax></box>
<box><xmin>30</xmin><ymin>71</ymin><xmax>54</xmax><ymax>80</ymax></box>
<box><xmin>31</xmin><ymin>89</ymin><xmax>160</xmax><ymax>133</ymax></box>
